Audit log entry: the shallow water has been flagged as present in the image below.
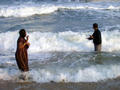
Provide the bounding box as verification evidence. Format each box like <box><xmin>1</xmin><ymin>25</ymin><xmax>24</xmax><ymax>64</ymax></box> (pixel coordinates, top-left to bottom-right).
<box><xmin>0</xmin><ymin>0</ymin><xmax>120</xmax><ymax>83</ymax></box>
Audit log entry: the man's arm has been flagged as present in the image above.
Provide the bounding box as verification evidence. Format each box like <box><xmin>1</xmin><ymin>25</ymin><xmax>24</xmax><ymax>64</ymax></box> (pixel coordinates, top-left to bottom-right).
<box><xmin>87</xmin><ymin>35</ymin><xmax>94</xmax><ymax>40</ymax></box>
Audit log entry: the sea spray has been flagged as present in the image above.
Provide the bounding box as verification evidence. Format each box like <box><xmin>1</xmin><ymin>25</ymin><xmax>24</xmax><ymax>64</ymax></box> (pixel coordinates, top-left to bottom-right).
<box><xmin>0</xmin><ymin>30</ymin><xmax>120</xmax><ymax>52</ymax></box>
<box><xmin>0</xmin><ymin>2</ymin><xmax>120</xmax><ymax>17</ymax></box>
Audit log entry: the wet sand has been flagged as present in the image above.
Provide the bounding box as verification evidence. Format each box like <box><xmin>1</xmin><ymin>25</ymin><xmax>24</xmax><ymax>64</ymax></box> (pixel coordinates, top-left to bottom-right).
<box><xmin>1</xmin><ymin>77</ymin><xmax>120</xmax><ymax>90</ymax></box>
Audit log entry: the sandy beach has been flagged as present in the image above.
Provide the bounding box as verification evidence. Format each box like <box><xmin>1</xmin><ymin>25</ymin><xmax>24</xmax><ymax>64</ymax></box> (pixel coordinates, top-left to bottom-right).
<box><xmin>0</xmin><ymin>77</ymin><xmax>120</xmax><ymax>90</ymax></box>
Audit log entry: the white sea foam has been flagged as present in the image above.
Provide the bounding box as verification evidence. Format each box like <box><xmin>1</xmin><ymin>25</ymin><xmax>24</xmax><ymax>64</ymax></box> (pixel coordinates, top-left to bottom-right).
<box><xmin>0</xmin><ymin>30</ymin><xmax>120</xmax><ymax>82</ymax></box>
<box><xmin>0</xmin><ymin>2</ymin><xmax>120</xmax><ymax>17</ymax></box>
<box><xmin>0</xmin><ymin>30</ymin><xmax>120</xmax><ymax>53</ymax></box>
<box><xmin>0</xmin><ymin>31</ymin><xmax>18</xmax><ymax>51</ymax></box>
<box><xmin>30</xmin><ymin>64</ymin><xmax>120</xmax><ymax>82</ymax></box>
<box><xmin>57</xmin><ymin>0</ymin><xmax>119</xmax><ymax>2</ymax></box>
<box><xmin>0</xmin><ymin>4</ymin><xmax>58</xmax><ymax>17</ymax></box>
<box><xmin>0</xmin><ymin>68</ymin><xmax>19</xmax><ymax>80</ymax></box>
<box><xmin>0</xmin><ymin>64</ymin><xmax>120</xmax><ymax>82</ymax></box>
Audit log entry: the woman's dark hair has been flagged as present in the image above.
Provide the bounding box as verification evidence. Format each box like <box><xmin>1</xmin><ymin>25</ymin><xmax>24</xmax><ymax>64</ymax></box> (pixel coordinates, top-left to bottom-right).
<box><xmin>19</xmin><ymin>29</ymin><xmax>26</xmax><ymax>38</ymax></box>
<box><xmin>93</xmin><ymin>23</ymin><xmax>98</xmax><ymax>28</ymax></box>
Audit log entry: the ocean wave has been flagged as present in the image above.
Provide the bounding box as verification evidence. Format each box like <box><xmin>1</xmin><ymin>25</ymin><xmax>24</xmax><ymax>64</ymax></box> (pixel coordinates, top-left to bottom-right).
<box><xmin>30</xmin><ymin>64</ymin><xmax>120</xmax><ymax>82</ymax></box>
<box><xmin>0</xmin><ymin>4</ymin><xmax>58</xmax><ymax>17</ymax></box>
<box><xmin>0</xmin><ymin>64</ymin><xmax>120</xmax><ymax>82</ymax></box>
<box><xmin>0</xmin><ymin>2</ymin><xmax>120</xmax><ymax>17</ymax></box>
<box><xmin>0</xmin><ymin>30</ymin><xmax>120</xmax><ymax>52</ymax></box>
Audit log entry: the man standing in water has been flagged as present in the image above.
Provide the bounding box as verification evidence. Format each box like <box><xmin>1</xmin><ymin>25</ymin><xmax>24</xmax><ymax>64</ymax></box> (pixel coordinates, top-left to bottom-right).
<box><xmin>15</xmin><ymin>29</ymin><xmax>30</xmax><ymax>73</ymax></box>
<box><xmin>88</xmin><ymin>23</ymin><xmax>102</xmax><ymax>52</ymax></box>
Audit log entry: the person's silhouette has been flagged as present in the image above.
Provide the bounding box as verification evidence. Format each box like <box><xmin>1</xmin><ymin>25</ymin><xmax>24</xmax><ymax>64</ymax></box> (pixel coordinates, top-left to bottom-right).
<box><xmin>88</xmin><ymin>23</ymin><xmax>102</xmax><ymax>52</ymax></box>
<box><xmin>15</xmin><ymin>29</ymin><xmax>30</xmax><ymax>72</ymax></box>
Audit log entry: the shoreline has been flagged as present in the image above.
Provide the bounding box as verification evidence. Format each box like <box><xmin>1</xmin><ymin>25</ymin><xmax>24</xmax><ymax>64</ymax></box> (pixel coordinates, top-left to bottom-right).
<box><xmin>1</xmin><ymin>77</ymin><xmax>120</xmax><ymax>90</ymax></box>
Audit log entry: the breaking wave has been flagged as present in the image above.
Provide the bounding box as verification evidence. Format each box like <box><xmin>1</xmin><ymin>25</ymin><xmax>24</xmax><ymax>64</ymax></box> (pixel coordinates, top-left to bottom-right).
<box><xmin>0</xmin><ymin>30</ymin><xmax>120</xmax><ymax>53</ymax></box>
<box><xmin>0</xmin><ymin>2</ymin><xmax>120</xmax><ymax>17</ymax></box>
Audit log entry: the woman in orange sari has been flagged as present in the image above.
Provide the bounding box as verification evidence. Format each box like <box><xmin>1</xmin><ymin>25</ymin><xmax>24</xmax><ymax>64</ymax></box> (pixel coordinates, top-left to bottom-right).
<box><xmin>15</xmin><ymin>29</ymin><xmax>30</xmax><ymax>72</ymax></box>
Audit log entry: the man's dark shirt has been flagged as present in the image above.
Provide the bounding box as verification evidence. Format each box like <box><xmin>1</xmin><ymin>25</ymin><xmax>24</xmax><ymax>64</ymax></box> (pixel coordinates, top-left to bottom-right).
<box><xmin>92</xmin><ymin>29</ymin><xmax>102</xmax><ymax>45</ymax></box>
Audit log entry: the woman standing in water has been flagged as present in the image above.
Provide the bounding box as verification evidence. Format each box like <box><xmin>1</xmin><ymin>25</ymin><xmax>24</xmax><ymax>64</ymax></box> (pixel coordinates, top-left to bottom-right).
<box><xmin>15</xmin><ymin>29</ymin><xmax>30</xmax><ymax>72</ymax></box>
